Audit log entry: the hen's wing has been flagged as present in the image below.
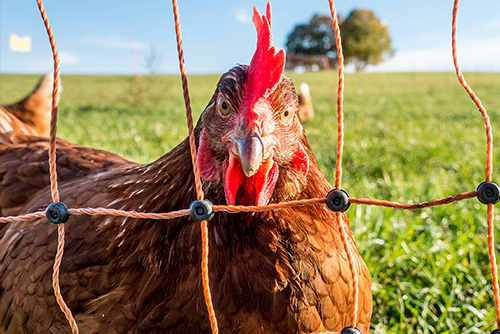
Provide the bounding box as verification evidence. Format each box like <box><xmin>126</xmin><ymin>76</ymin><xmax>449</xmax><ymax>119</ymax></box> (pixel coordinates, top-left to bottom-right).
<box><xmin>0</xmin><ymin>132</ymin><xmax>134</xmax><ymax>217</ymax></box>
<box><xmin>0</xmin><ymin>133</ymin><xmax>137</xmax><ymax>333</ymax></box>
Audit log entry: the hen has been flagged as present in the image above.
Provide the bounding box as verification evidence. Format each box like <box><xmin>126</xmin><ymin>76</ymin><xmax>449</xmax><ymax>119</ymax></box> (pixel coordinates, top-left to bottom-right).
<box><xmin>297</xmin><ymin>82</ymin><xmax>314</xmax><ymax>121</ymax></box>
<box><xmin>0</xmin><ymin>74</ymin><xmax>56</xmax><ymax>137</ymax></box>
<box><xmin>0</xmin><ymin>3</ymin><xmax>371</xmax><ymax>334</ymax></box>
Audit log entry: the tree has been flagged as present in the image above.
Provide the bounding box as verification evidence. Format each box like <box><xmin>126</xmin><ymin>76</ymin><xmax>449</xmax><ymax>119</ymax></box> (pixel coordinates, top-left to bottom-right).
<box><xmin>340</xmin><ymin>9</ymin><xmax>393</xmax><ymax>71</ymax></box>
<box><xmin>144</xmin><ymin>43</ymin><xmax>163</xmax><ymax>75</ymax></box>
<box><xmin>285</xmin><ymin>9</ymin><xmax>393</xmax><ymax>71</ymax></box>
<box><xmin>285</xmin><ymin>14</ymin><xmax>338</xmax><ymax>59</ymax></box>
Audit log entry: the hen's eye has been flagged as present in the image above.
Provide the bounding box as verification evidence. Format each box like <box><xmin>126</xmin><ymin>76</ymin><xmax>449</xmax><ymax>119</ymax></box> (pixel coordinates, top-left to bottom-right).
<box><xmin>217</xmin><ymin>96</ymin><xmax>231</xmax><ymax>116</ymax></box>
<box><xmin>281</xmin><ymin>109</ymin><xmax>293</xmax><ymax>123</ymax></box>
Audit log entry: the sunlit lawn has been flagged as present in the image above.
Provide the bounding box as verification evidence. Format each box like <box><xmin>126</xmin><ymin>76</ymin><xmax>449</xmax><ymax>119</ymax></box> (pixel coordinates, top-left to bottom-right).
<box><xmin>1</xmin><ymin>71</ymin><xmax>500</xmax><ymax>333</ymax></box>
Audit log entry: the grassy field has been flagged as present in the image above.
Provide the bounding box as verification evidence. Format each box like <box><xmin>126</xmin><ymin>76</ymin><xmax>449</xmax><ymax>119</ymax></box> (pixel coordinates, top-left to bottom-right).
<box><xmin>1</xmin><ymin>71</ymin><xmax>500</xmax><ymax>333</ymax></box>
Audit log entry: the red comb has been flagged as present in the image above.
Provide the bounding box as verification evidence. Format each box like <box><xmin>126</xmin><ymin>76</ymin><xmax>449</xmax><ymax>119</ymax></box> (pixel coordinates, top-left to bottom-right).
<box><xmin>247</xmin><ymin>2</ymin><xmax>285</xmax><ymax>99</ymax></box>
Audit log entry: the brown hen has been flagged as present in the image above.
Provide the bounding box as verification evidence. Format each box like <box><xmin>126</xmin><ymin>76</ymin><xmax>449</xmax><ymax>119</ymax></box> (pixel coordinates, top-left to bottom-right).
<box><xmin>297</xmin><ymin>82</ymin><xmax>314</xmax><ymax>121</ymax></box>
<box><xmin>0</xmin><ymin>3</ymin><xmax>371</xmax><ymax>334</ymax></box>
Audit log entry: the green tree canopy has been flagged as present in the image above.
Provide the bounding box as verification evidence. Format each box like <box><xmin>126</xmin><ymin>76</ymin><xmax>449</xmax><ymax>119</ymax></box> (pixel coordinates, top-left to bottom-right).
<box><xmin>285</xmin><ymin>14</ymin><xmax>337</xmax><ymax>59</ymax></box>
<box><xmin>341</xmin><ymin>9</ymin><xmax>393</xmax><ymax>71</ymax></box>
<box><xmin>285</xmin><ymin>9</ymin><xmax>393</xmax><ymax>71</ymax></box>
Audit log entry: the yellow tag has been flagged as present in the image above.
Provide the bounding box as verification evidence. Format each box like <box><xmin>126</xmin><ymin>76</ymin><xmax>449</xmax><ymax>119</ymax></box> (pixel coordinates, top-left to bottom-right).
<box><xmin>9</xmin><ymin>33</ymin><xmax>32</xmax><ymax>53</ymax></box>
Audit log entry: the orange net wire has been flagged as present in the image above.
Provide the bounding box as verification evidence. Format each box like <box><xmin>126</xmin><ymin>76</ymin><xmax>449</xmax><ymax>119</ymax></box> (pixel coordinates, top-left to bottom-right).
<box><xmin>452</xmin><ymin>0</ymin><xmax>500</xmax><ymax>328</ymax></box>
<box><xmin>0</xmin><ymin>0</ymin><xmax>496</xmax><ymax>333</ymax></box>
<box><xmin>337</xmin><ymin>212</ymin><xmax>359</xmax><ymax>327</ymax></box>
<box><xmin>452</xmin><ymin>0</ymin><xmax>499</xmax><ymax>329</ymax></box>
<box><xmin>171</xmin><ymin>0</ymin><xmax>204</xmax><ymax>202</ymax></box>
<box><xmin>328</xmin><ymin>0</ymin><xmax>345</xmax><ymax>192</ymax></box>
<box><xmin>327</xmin><ymin>0</ymin><xmax>360</xmax><ymax>327</ymax></box>
<box><xmin>171</xmin><ymin>0</ymin><xmax>218</xmax><ymax>331</ymax></box>
<box><xmin>34</xmin><ymin>0</ymin><xmax>79</xmax><ymax>333</ymax></box>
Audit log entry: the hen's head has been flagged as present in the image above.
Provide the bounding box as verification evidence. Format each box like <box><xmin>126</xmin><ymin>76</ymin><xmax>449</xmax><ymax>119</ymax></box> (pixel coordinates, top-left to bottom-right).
<box><xmin>197</xmin><ymin>2</ymin><xmax>309</xmax><ymax>206</ymax></box>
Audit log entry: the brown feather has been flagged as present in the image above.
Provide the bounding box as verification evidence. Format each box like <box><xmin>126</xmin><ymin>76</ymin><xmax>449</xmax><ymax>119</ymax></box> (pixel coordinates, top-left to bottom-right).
<box><xmin>1</xmin><ymin>74</ymin><xmax>57</xmax><ymax>137</ymax></box>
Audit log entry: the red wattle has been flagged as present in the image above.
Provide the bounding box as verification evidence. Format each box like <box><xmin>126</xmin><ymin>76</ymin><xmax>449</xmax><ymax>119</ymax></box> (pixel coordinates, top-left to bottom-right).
<box><xmin>223</xmin><ymin>155</ymin><xmax>279</xmax><ymax>206</ymax></box>
<box><xmin>254</xmin><ymin>160</ymin><xmax>278</xmax><ymax>206</ymax></box>
<box><xmin>223</xmin><ymin>156</ymin><xmax>241</xmax><ymax>206</ymax></box>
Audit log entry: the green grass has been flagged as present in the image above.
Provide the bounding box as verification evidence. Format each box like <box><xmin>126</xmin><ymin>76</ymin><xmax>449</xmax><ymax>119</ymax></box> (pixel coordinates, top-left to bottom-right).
<box><xmin>2</xmin><ymin>71</ymin><xmax>500</xmax><ymax>333</ymax></box>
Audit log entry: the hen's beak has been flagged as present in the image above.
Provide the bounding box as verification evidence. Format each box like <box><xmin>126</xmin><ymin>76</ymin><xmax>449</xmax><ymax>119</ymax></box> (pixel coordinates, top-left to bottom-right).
<box><xmin>238</xmin><ymin>130</ymin><xmax>264</xmax><ymax>177</ymax></box>
<box><xmin>223</xmin><ymin>124</ymin><xmax>279</xmax><ymax>206</ymax></box>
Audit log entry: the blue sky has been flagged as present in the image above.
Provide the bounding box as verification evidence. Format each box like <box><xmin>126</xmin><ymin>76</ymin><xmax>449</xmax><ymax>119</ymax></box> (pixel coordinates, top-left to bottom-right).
<box><xmin>1</xmin><ymin>0</ymin><xmax>499</xmax><ymax>75</ymax></box>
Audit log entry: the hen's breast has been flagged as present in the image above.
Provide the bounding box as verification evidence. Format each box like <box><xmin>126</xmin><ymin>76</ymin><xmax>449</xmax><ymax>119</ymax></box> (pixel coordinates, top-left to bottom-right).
<box><xmin>200</xmin><ymin>203</ymin><xmax>371</xmax><ymax>334</ymax></box>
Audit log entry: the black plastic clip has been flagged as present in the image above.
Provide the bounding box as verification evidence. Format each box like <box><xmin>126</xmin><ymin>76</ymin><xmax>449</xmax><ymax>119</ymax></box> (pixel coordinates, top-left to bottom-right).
<box><xmin>477</xmin><ymin>181</ymin><xmax>500</xmax><ymax>205</ymax></box>
<box><xmin>326</xmin><ymin>189</ymin><xmax>351</xmax><ymax>212</ymax></box>
<box><xmin>45</xmin><ymin>202</ymin><xmax>70</xmax><ymax>224</ymax></box>
<box><xmin>340</xmin><ymin>327</ymin><xmax>362</xmax><ymax>334</ymax></box>
<box><xmin>189</xmin><ymin>200</ymin><xmax>215</xmax><ymax>222</ymax></box>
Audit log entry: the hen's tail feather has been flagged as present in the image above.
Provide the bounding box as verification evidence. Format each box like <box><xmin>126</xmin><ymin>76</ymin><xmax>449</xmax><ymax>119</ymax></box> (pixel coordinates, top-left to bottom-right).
<box><xmin>0</xmin><ymin>110</ymin><xmax>39</xmax><ymax>137</ymax></box>
<box><xmin>2</xmin><ymin>74</ymin><xmax>61</xmax><ymax>137</ymax></box>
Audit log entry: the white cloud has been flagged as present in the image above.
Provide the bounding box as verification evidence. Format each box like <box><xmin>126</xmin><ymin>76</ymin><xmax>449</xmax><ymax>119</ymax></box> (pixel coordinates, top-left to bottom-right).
<box><xmin>366</xmin><ymin>36</ymin><xmax>500</xmax><ymax>72</ymax></box>
<box><xmin>74</xmin><ymin>35</ymin><xmax>147</xmax><ymax>49</ymax></box>
<box><xmin>481</xmin><ymin>18</ymin><xmax>500</xmax><ymax>29</ymax></box>
<box><xmin>59</xmin><ymin>51</ymin><xmax>81</xmax><ymax>65</ymax></box>
<box><xmin>234</xmin><ymin>7</ymin><xmax>251</xmax><ymax>24</ymax></box>
<box><xmin>366</xmin><ymin>47</ymin><xmax>452</xmax><ymax>72</ymax></box>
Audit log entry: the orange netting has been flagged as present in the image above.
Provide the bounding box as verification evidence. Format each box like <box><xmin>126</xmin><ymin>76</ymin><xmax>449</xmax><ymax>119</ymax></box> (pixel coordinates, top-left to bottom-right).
<box><xmin>0</xmin><ymin>0</ymin><xmax>497</xmax><ymax>333</ymax></box>
<box><xmin>452</xmin><ymin>0</ymin><xmax>499</xmax><ymax>328</ymax></box>
<box><xmin>34</xmin><ymin>0</ymin><xmax>79</xmax><ymax>333</ymax></box>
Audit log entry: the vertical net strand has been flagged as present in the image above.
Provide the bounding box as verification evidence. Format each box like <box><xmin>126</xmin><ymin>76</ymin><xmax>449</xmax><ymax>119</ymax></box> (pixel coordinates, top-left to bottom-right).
<box><xmin>328</xmin><ymin>0</ymin><xmax>345</xmax><ymax>190</ymax></box>
<box><xmin>452</xmin><ymin>0</ymin><xmax>499</xmax><ymax>329</ymax></box>
<box><xmin>487</xmin><ymin>204</ymin><xmax>500</xmax><ymax>329</ymax></box>
<box><xmin>328</xmin><ymin>0</ymin><xmax>359</xmax><ymax>327</ymax></box>
<box><xmin>171</xmin><ymin>1</ymin><xmax>217</xmax><ymax>333</ymax></box>
<box><xmin>337</xmin><ymin>212</ymin><xmax>359</xmax><ymax>327</ymax></box>
<box><xmin>171</xmin><ymin>0</ymin><xmax>204</xmax><ymax>201</ymax></box>
<box><xmin>52</xmin><ymin>225</ymin><xmax>79</xmax><ymax>333</ymax></box>
<box><xmin>35</xmin><ymin>0</ymin><xmax>60</xmax><ymax>203</ymax></box>
<box><xmin>451</xmin><ymin>0</ymin><xmax>493</xmax><ymax>183</ymax></box>
<box><xmin>201</xmin><ymin>220</ymin><xmax>219</xmax><ymax>334</ymax></box>
<box><xmin>34</xmin><ymin>1</ymin><xmax>78</xmax><ymax>333</ymax></box>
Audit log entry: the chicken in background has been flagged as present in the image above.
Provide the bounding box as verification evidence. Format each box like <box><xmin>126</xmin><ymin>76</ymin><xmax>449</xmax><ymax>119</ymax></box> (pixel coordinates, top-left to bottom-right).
<box><xmin>298</xmin><ymin>82</ymin><xmax>314</xmax><ymax>121</ymax></box>
<box><xmin>0</xmin><ymin>74</ymin><xmax>57</xmax><ymax>137</ymax></box>
<box><xmin>0</xmin><ymin>3</ymin><xmax>371</xmax><ymax>334</ymax></box>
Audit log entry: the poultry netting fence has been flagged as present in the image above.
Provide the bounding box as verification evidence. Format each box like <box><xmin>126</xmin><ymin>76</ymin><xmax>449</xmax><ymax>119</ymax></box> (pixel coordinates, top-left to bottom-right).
<box><xmin>0</xmin><ymin>0</ymin><xmax>498</xmax><ymax>333</ymax></box>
